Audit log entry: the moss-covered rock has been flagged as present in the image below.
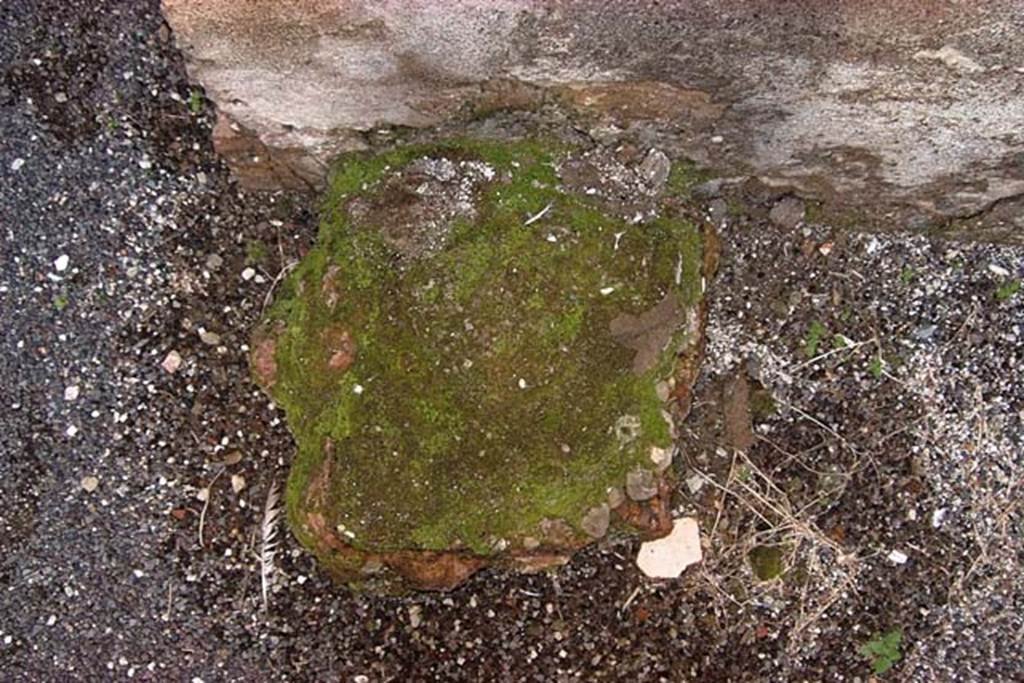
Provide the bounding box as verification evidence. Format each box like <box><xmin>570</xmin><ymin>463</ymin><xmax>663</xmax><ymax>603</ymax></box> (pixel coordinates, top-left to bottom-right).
<box><xmin>253</xmin><ymin>138</ymin><xmax>708</xmax><ymax>590</ymax></box>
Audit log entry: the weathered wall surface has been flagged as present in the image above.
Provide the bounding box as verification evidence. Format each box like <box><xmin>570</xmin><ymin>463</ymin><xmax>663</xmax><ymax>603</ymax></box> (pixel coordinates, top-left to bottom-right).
<box><xmin>163</xmin><ymin>0</ymin><xmax>1024</xmax><ymax>231</ymax></box>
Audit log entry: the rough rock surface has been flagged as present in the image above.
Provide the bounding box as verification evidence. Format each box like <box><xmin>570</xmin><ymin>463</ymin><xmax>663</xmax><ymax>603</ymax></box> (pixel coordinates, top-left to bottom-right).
<box><xmin>253</xmin><ymin>138</ymin><xmax>710</xmax><ymax>590</ymax></box>
<box><xmin>5</xmin><ymin>0</ymin><xmax>1024</xmax><ymax>679</ymax></box>
<box><xmin>162</xmin><ymin>0</ymin><xmax>1024</xmax><ymax>236</ymax></box>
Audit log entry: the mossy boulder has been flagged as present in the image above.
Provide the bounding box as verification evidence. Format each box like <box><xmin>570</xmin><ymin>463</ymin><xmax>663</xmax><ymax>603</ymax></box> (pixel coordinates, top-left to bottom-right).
<box><xmin>253</xmin><ymin>138</ymin><xmax>709</xmax><ymax>591</ymax></box>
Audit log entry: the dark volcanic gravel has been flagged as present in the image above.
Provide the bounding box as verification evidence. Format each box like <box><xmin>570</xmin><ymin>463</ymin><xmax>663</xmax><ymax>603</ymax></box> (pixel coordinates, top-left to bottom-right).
<box><xmin>2</xmin><ymin>1</ymin><xmax>1022</xmax><ymax>681</ymax></box>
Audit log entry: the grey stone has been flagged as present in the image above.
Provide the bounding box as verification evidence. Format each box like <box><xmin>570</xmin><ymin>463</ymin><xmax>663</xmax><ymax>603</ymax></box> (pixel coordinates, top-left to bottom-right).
<box><xmin>638</xmin><ymin>149</ymin><xmax>671</xmax><ymax>190</ymax></box>
<box><xmin>626</xmin><ymin>468</ymin><xmax>659</xmax><ymax>501</ymax></box>
<box><xmin>707</xmin><ymin>199</ymin><xmax>729</xmax><ymax>226</ymax></box>
<box><xmin>769</xmin><ymin>196</ymin><xmax>806</xmax><ymax>229</ymax></box>
<box><xmin>913</xmin><ymin>324</ymin><xmax>938</xmax><ymax>341</ymax></box>
<box><xmin>199</xmin><ymin>330</ymin><xmax>221</xmax><ymax>346</ymax></box>
<box><xmin>692</xmin><ymin>179</ymin><xmax>724</xmax><ymax>198</ymax></box>
<box><xmin>607</xmin><ymin>486</ymin><xmax>625</xmax><ymax>509</ymax></box>
<box><xmin>581</xmin><ymin>504</ymin><xmax>610</xmax><ymax>539</ymax></box>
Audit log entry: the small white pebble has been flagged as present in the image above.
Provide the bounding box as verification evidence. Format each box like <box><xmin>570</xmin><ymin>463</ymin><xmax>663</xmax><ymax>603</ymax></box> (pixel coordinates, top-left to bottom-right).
<box><xmin>81</xmin><ymin>475</ymin><xmax>99</xmax><ymax>493</ymax></box>
<box><xmin>988</xmin><ymin>263</ymin><xmax>1010</xmax><ymax>277</ymax></box>
<box><xmin>63</xmin><ymin>385</ymin><xmax>80</xmax><ymax>401</ymax></box>
<box><xmin>710</xmin><ymin>135</ymin><xmax>724</xmax><ymax>144</ymax></box>
<box><xmin>241</xmin><ymin>267</ymin><xmax>256</xmax><ymax>281</ymax></box>
<box><xmin>54</xmin><ymin>254</ymin><xmax>69</xmax><ymax>272</ymax></box>
<box><xmin>198</xmin><ymin>329</ymin><xmax>220</xmax><ymax>346</ymax></box>
<box><xmin>353</xmin><ymin>384</ymin><xmax>364</xmax><ymax>395</ymax></box>
<box><xmin>230</xmin><ymin>474</ymin><xmax>246</xmax><ymax>493</ymax></box>
<box><xmin>161</xmin><ymin>350</ymin><xmax>183</xmax><ymax>374</ymax></box>
<box><xmin>600</xmin><ymin>286</ymin><xmax>615</xmax><ymax>296</ymax></box>
<box><xmin>65</xmin><ymin>424</ymin><xmax>78</xmax><ymax>437</ymax></box>
<box><xmin>11</xmin><ymin>158</ymin><xmax>25</xmax><ymax>171</ymax></box>
<box><xmin>931</xmin><ymin>508</ymin><xmax>947</xmax><ymax>528</ymax></box>
<box><xmin>887</xmin><ymin>549</ymin><xmax>908</xmax><ymax>565</ymax></box>
<box><xmin>518</xmin><ymin>378</ymin><xmax>527</xmax><ymax>389</ymax></box>
<box><xmin>139</xmin><ymin>159</ymin><xmax>152</xmax><ymax>170</ymax></box>
<box><xmin>196</xmin><ymin>488</ymin><xmax>209</xmax><ymax>502</ymax></box>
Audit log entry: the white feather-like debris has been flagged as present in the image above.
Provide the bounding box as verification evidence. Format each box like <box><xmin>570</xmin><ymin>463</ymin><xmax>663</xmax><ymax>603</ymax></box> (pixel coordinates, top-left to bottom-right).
<box><xmin>524</xmin><ymin>202</ymin><xmax>553</xmax><ymax>226</ymax></box>
<box><xmin>260</xmin><ymin>482</ymin><xmax>282</xmax><ymax>612</ymax></box>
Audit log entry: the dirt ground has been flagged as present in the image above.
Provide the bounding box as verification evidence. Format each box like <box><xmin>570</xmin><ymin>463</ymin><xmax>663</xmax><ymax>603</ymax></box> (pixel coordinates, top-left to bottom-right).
<box><xmin>2</xmin><ymin>1</ymin><xmax>1022</xmax><ymax>681</ymax></box>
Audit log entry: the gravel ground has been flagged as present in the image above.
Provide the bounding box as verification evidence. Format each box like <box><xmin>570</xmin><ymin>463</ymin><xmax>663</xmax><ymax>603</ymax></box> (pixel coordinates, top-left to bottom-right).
<box><xmin>2</xmin><ymin>1</ymin><xmax>1022</xmax><ymax>681</ymax></box>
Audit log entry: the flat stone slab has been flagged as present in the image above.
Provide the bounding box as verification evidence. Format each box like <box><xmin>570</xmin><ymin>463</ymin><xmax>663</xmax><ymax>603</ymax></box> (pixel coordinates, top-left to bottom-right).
<box><xmin>253</xmin><ymin>138</ymin><xmax>711</xmax><ymax>590</ymax></box>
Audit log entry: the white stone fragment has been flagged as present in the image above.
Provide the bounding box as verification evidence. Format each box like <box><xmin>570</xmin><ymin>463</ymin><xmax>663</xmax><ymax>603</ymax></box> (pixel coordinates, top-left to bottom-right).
<box><xmin>636</xmin><ymin>517</ymin><xmax>702</xmax><ymax>578</ymax></box>
<box><xmin>80</xmin><ymin>476</ymin><xmax>99</xmax><ymax>493</ymax></box>
<box><xmin>649</xmin><ymin>446</ymin><xmax>673</xmax><ymax>472</ymax></box>
<box><xmin>54</xmin><ymin>254</ymin><xmax>69</xmax><ymax>272</ymax></box>
<box><xmin>63</xmin><ymin>385</ymin><xmax>80</xmax><ymax>401</ymax></box>
<box><xmin>914</xmin><ymin>46</ymin><xmax>984</xmax><ymax>73</ymax></box>
<box><xmin>887</xmin><ymin>549</ymin><xmax>908</xmax><ymax>565</ymax></box>
<box><xmin>161</xmin><ymin>350</ymin><xmax>183</xmax><ymax>374</ymax></box>
<box><xmin>241</xmin><ymin>267</ymin><xmax>256</xmax><ymax>281</ymax></box>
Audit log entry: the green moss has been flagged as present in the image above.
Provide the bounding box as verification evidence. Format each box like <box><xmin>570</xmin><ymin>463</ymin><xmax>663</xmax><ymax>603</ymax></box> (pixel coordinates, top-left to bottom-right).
<box><xmin>749</xmin><ymin>386</ymin><xmax>777</xmax><ymax>421</ymax></box>
<box><xmin>803</xmin><ymin>320</ymin><xmax>827</xmax><ymax>358</ymax></box>
<box><xmin>244</xmin><ymin>239</ymin><xmax>269</xmax><ymax>266</ymax></box>
<box><xmin>267</xmin><ymin>138</ymin><xmax>703</xmax><ymax>558</ymax></box>
<box><xmin>995</xmin><ymin>279</ymin><xmax>1021</xmax><ymax>302</ymax></box>
<box><xmin>749</xmin><ymin>545</ymin><xmax>786</xmax><ymax>581</ymax></box>
<box><xmin>665</xmin><ymin>159</ymin><xmax>713</xmax><ymax>200</ymax></box>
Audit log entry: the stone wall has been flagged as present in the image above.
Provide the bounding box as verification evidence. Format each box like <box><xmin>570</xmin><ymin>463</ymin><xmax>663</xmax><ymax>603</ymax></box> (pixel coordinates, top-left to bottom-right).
<box><xmin>163</xmin><ymin>0</ymin><xmax>1024</xmax><ymax>232</ymax></box>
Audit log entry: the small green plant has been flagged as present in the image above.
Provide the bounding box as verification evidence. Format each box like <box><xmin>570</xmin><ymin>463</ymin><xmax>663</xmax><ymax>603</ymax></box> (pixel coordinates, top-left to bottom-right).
<box><xmin>868</xmin><ymin>354</ymin><xmax>884</xmax><ymax>379</ymax></box>
<box><xmin>245</xmin><ymin>239</ymin><xmax>270</xmax><ymax>266</ymax></box>
<box><xmin>53</xmin><ymin>294</ymin><xmax>69</xmax><ymax>311</ymax></box>
<box><xmin>749</xmin><ymin>386</ymin><xmax>777</xmax><ymax>420</ymax></box>
<box><xmin>995</xmin><ymin>279</ymin><xmax>1020</xmax><ymax>302</ymax></box>
<box><xmin>188</xmin><ymin>88</ymin><xmax>203</xmax><ymax>114</ymax></box>
<box><xmin>859</xmin><ymin>629</ymin><xmax>902</xmax><ymax>675</ymax></box>
<box><xmin>803</xmin><ymin>320</ymin><xmax>827</xmax><ymax>358</ymax></box>
<box><xmin>899</xmin><ymin>267</ymin><xmax>917</xmax><ymax>284</ymax></box>
<box><xmin>748</xmin><ymin>545</ymin><xmax>786</xmax><ymax>581</ymax></box>
<box><xmin>832</xmin><ymin>333</ymin><xmax>849</xmax><ymax>349</ymax></box>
